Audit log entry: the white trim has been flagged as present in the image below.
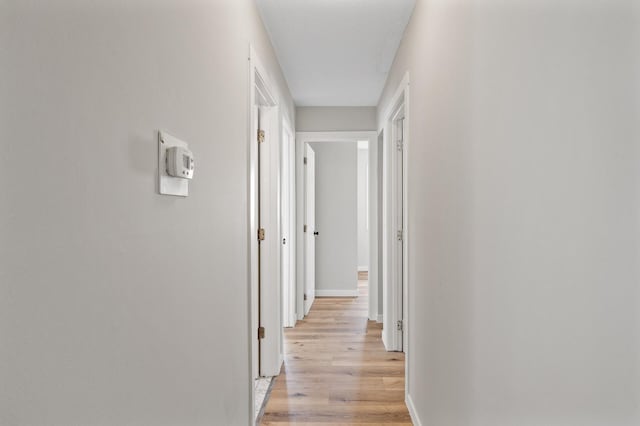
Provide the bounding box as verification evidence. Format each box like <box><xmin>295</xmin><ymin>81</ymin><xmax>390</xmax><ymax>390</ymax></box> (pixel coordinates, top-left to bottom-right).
<box><xmin>380</xmin><ymin>74</ymin><xmax>410</xmax><ymax>404</ymax></box>
<box><xmin>379</xmin><ymin>72</ymin><xmax>410</xmax><ymax>133</ymax></box>
<box><xmin>297</xmin><ymin>131</ymin><xmax>376</xmax><ymax>143</ymax></box>
<box><xmin>406</xmin><ymin>393</ymin><xmax>423</xmax><ymax>426</ymax></box>
<box><xmin>381</xmin><ymin>77</ymin><xmax>407</xmax><ymax>352</ymax></box>
<box><xmin>295</xmin><ymin>131</ymin><xmax>379</xmax><ymax>324</ymax></box>
<box><xmin>403</xmin><ymin>81</ymin><xmax>410</xmax><ymax>367</ymax></box>
<box><xmin>315</xmin><ymin>289</ymin><xmax>359</xmax><ymax>297</ymax></box>
<box><xmin>247</xmin><ymin>45</ymin><xmax>258</xmax><ymax>424</ymax></box>
<box><xmin>376</xmin><ymin>314</ymin><xmax>383</xmax><ymax>323</ymax></box>
<box><xmin>358</xmin><ymin>265</ymin><xmax>368</xmax><ymax>272</ymax></box>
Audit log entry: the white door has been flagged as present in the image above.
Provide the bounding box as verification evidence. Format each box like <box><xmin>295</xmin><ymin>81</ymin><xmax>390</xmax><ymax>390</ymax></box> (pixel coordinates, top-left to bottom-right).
<box><xmin>281</xmin><ymin>125</ymin><xmax>295</xmax><ymax>328</ymax></box>
<box><xmin>304</xmin><ymin>145</ymin><xmax>316</xmax><ymax>315</ymax></box>
<box><xmin>252</xmin><ymin>106</ymin><xmax>259</xmax><ymax>380</ymax></box>
<box><xmin>395</xmin><ymin>118</ymin><xmax>405</xmax><ymax>350</ymax></box>
<box><xmin>258</xmin><ymin>106</ymin><xmax>282</xmax><ymax>377</ymax></box>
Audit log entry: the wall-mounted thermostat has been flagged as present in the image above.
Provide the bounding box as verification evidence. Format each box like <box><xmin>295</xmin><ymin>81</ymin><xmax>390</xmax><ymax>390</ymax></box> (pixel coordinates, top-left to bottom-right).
<box><xmin>166</xmin><ymin>146</ymin><xmax>195</xmax><ymax>179</ymax></box>
<box><xmin>158</xmin><ymin>131</ymin><xmax>194</xmax><ymax>197</ymax></box>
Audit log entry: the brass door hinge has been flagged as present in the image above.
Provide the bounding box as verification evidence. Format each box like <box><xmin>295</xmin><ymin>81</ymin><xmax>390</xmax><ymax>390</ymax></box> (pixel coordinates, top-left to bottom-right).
<box><xmin>258</xmin><ymin>228</ymin><xmax>265</xmax><ymax>241</ymax></box>
<box><xmin>258</xmin><ymin>326</ymin><xmax>265</xmax><ymax>339</ymax></box>
<box><xmin>258</xmin><ymin>130</ymin><xmax>265</xmax><ymax>143</ymax></box>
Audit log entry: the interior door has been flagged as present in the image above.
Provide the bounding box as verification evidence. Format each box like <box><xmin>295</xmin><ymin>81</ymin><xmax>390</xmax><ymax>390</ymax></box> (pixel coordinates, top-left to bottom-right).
<box><xmin>258</xmin><ymin>106</ymin><xmax>282</xmax><ymax>377</ymax></box>
<box><xmin>258</xmin><ymin>107</ymin><xmax>266</xmax><ymax>375</ymax></box>
<box><xmin>281</xmin><ymin>127</ymin><xmax>293</xmax><ymax>328</ymax></box>
<box><xmin>395</xmin><ymin>117</ymin><xmax>405</xmax><ymax>350</ymax></box>
<box><xmin>252</xmin><ymin>106</ymin><xmax>259</xmax><ymax>380</ymax></box>
<box><xmin>304</xmin><ymin>145</ymin><xmax>316</xmax><ymax>315</ymax></box>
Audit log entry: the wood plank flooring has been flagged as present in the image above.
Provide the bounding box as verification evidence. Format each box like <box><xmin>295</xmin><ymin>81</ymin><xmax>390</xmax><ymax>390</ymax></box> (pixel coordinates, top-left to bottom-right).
<box><xmin>260</xmin><ymin>276</ymin><xmax>412</xmax><ymax>425</ymax></box>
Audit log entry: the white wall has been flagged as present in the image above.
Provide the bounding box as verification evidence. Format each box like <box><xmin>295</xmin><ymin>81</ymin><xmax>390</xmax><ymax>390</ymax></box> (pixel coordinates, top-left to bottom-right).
<box><xmin>0</xmin><ymin>1</ymin><xmax>294</xmax><ymax>425</ymax></box>
<box><xmin>297</xmin><ymin>106</ymin><xmax>377</xmax><ymax>132</ymax></box>
<box><xmin>357</xmin><ymin>146</ymin><xmax>370</xmax><ymax>270</ymax></box>
<box><xmin>309</xmin><ymin>142</ymin><xmax>358</xmax><ymax>295</ymax></box>
<box><xmin>378</xmin><ymin>0</ymin><xmax>639</xmax><ymax>425</ymax></box>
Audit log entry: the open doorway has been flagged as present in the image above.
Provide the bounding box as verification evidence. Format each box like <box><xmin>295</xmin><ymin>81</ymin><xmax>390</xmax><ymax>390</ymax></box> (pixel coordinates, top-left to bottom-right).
<box><xmin>357</xmin><ymin>139</ymin><xmax>370</xmax><ymax>294</ymax></box>
<box><xmin>248</xmin><ymin>47</ymin><xmax>287</xmax><ymax>422</ymax></box>
<box><xmin>295</xmin><ymin>132</ymin><xmax>379</xmax><ymax>319</ymax></box>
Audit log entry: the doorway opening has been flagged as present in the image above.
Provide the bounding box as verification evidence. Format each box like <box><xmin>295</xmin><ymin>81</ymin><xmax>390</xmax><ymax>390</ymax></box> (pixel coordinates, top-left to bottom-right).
<box><xmin>357</xmin><ymin>139</ymin><xmax>370</xmax><ymax>290</ymax></box>
<box><xmin>249</xmin><ymin>47</ymin><xmax>286</xmax><ymax>422</ymax></box>
<box><xmin>295</xmin><ymin>132</ymin><xmax>379</xmax><ymax>319</ymax></box>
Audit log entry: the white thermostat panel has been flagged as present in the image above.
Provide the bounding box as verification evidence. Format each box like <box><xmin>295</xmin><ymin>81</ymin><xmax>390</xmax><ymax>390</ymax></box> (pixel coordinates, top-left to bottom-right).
<box><xmin>166</xmin><ymin>146</ymin><xmax>194</xmax><ymax>179</ymax></box>
<box><xmin>158</xmin><ymin>131</ymin><xmax>194</xmax><ymax>197</ymax></box>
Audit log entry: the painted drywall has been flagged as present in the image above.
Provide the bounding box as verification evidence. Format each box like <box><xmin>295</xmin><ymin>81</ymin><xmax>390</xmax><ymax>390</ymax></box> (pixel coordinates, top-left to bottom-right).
<box><xmin>0</xmin><ymin>1</ymin><xmax>294</xmax><ymax>425</ymax></box>
<box><xmin>357</xmin><ymin>146</ymin><xmax>370</xmax><ymax>270</ymax></box>
<box><xmin>296</xmin><ymin>107</ymin><xmax>377</xmax><ymax>132</ymax></box>
<box><xmin>377</xmin><ymin>0</ymin><xmax>639</xmax><ymax>425</ymax></box>
<box><xmin>309</xmin><ymin>142</ymin><xmax>358</xmax><ymax>295</ymax></box>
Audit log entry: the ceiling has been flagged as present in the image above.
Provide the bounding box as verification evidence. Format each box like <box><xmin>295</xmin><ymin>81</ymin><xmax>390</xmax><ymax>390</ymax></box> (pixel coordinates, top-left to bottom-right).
<box><xmin>256</xmin><ymin>0</ymin><xmax>415</xmax><ymax>107</ymax></box>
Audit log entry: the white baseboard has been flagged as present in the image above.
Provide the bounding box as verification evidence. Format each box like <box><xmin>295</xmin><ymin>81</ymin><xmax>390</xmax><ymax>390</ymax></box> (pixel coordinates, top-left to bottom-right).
<box><xmin>358</xmin><ymin>266</ymin><xmax>368</xmax><ymax>272</ymax></box>
<box><xmin>376</xmin><ymin>314</ymin><xmax>383</xmax><ymax>323</ymax></box>
<box><xmin>315</xmin><ymin>289</ymin><xmax>358</xmax><ymax>297</ymax></box>
<box><xmin>368</xmin><ymin>309</ymin><xmax>378</xmax><ymax>321</ymax></box>
<box><xmin>406</xmin><ymin>393</ymin><xmax>422</xmax><ymax>426</ymax></box>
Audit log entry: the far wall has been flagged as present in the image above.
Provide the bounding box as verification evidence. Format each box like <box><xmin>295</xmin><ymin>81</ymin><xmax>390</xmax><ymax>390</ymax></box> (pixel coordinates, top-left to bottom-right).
<box><xmin>296</xmin><ymin>106</ymin><xmax>377</xmax><ymax>131</ymax></box>
<box><xmin>309</xmin><ymin>142</ymin><xmax>358</xmax><ymax>296</ymax></box>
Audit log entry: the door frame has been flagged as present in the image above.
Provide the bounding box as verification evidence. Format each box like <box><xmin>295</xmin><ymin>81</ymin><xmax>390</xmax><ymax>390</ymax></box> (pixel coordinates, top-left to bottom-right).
<box><xmin>295</xmin><ymin>131</ymin><xmax>379</xmax><ymax>321</ymax></box>
<box><xmin>248</xmin><ymin>45</ymin><xmax>285</xmax><ymax>421</ymax></box>
<box><xmin>379</xmin><ymin>73</ymin><xmax>410</xmax><ymax>382</ymax></box>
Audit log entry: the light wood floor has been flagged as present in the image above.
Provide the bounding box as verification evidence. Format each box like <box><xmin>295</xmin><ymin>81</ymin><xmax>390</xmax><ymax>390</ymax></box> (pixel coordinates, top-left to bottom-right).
<box><xmin>260</xmin><ymin>276</ymin><xmax>412</xmax><ymax>425</ymax></box>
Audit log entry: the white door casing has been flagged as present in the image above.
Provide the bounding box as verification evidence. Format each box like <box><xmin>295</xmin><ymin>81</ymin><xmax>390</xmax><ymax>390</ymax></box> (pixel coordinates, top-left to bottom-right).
<box><xmin>394</xmin><ymin>115</ymin><xmax>405</xmax><ymax>351</ymax></box>
<box><xmin>381</xmin><ymin>73</ymin><xmax>409</xmax><ymax>355</ymax></box>
<box><xmin>295</xmin><ymin>132</ymin><xmax>378</xmax><ymax>322</ymax></box>
<box><xmin>384</xmin><ymin>107</ymin><xmax>405</xmax><ymax>352</ymax></box>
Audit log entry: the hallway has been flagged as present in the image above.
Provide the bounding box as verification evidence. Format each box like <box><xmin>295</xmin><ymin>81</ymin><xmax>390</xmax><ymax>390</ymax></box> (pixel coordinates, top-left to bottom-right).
<box><xmin>260</xmin><ymin>276</ymin><xmax>411</xmax><ymax>425</ymax></box>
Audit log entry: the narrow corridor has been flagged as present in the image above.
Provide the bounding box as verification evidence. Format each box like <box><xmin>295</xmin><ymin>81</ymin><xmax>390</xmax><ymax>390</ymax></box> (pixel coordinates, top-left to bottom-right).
<box><xmin>260</xmin><ymin>275</ymin><xmax>411</xmax><ymax>425</ymax></box>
